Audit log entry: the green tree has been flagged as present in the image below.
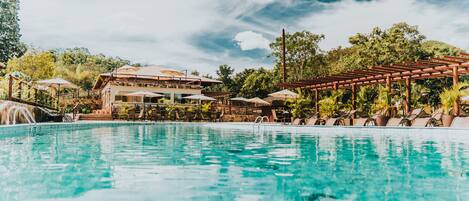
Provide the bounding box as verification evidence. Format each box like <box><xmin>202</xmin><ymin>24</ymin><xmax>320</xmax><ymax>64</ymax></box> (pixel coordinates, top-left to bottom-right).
<box><xmin>240</xmin><ymin>68</ymin><xmax>277</xmax><ymax>98</ymax></box>
<box><xmin>270</xmin><ymin>31</ymin><xmax>326</xmax><ymax>81</ymax></box>
<box><xmin>52</xmin><ymin>48</ymin><xmax>130</xmax><ymax>90</ymax></box>
<box><xmin>331</xmin><ymin>22</ymin><xmax>426</xmax><ymax>73</ymax></box>
<box><xmin>6</xmin><ymin>50</ymin><xmax>56</xmax><ymax>80</ymax></box>
<box><xmin>191</xmin><ymin>70</ymin><xmax>200</xmax><ymax>76</ymax></box>
<box><xmin>421</xmin><ymin>40</ymin><xmax>463</xmax><ymax>57</ymax></box>
<box><xmin>231</xmin><ymin>68</ymin><xmax>255</xmax><ymax>97</ymax></box>
<box><xmin>0</xmin><ymin>0</ymin><xmax>26</xmax><ymax>63</ymax></box>
<box><xmin>216</xmin><ymin>64</ymin><xmax>234</xmax><ymax>88</ymax></box>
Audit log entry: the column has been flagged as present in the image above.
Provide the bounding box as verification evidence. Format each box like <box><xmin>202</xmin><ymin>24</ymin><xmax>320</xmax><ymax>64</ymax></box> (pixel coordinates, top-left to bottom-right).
<box><xmin>314</xmin><ymin>89</ymin><xmax>319</xmax><ymax>114</ymax></box>
<box><xmin>351</xmin><ymin>84</ymin><xmax>357</xmax><ymax>118</ymax></box>
<box><xmin>453</xmin><ymin>65</ymin><xmax>460</xmax><ymax>116</ymax></box>
<box><xmin>405</xmin><ymin>77</ymin><xmax>411</xmax><ymax>115</ymax></box>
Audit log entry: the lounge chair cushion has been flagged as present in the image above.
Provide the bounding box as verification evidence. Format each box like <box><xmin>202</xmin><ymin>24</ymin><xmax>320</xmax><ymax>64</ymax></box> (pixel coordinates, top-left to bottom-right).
<box><xmin>306</xmin><ymin>118</ymin><xmax>318</xmax><ymax>125</ymax></box>
<box><xmin>386</xmin><ymin>118</ymin><xmax>403</xmax><ymax>127</ymax></box>
<box><xmin>411</xmin><ymin>118</ymin><xmax>431</xmax><ymax>127</ymax></box>
<box><xmin>451</xmin><ymin>117</ymin><xmax>469</xmax><ymax>128</ymax></box>
<box><xmin>325</xmin><ymin>118</ymin><xmax>337</xmax><ymax>126</ymax></box>
<box><xmin>352</xmin><ymin>118</ymin><xmax>368</xmax><ymax>126</ymax></box>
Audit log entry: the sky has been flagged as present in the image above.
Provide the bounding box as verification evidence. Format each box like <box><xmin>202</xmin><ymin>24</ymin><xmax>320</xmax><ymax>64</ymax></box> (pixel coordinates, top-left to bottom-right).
<box><xmin>18</xmin><ymin>0</ymin><xmax>469</xmax><ymax>75</ymax></box>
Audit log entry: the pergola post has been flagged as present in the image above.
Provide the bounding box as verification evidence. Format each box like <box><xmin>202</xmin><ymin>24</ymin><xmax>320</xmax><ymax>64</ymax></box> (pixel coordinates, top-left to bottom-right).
<box><xmin>386</xmin><ymin>76</ymin><xmax>392</xmax><ymax>89</ymax></box>
<box><xmin>351</xmin><ymin>84</ymin><xmax>357</xmax><ymax>119</ymax></box>
<box><xmin>314</xmin><ymin>89</ymin><xmax>319</xmax><ymax>114</ymax></box>
<box><xmin>453</xmin><ymin>65</ymin><xmax>460</xmax><ymax>116</ymax></box>
<box><xmin>405</xmin><ymin>77</ymin><xmax>411</xmax><ymax>115</ymax></box>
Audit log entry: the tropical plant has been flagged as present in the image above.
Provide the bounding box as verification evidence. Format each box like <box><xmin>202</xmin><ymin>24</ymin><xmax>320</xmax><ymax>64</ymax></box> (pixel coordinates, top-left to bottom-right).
<box><xmin>356</xmin><ymin>86</ymin><xmax>378</xmax><ymax>116</ymax></box>
<box><xmin>165</xmin><ymin>104</ymin><xmax>177</xmax><ymax>119</ymax></box>
<box><xmin>439</xmin><ymin>82</ymin><xmax>469</xmax><ymax>115</ymax></box>
<box><xmin>201</xmin><ymin>102</ymin><xmax>211</xmax><ymax>113</ymax></box>
<box><xmin>372</xmin><ymin>86</ymin><xmax>392</xmax><ymax>116</ymax></box>
<box><xmin>287</xmin><ymin>91</ymin><xmax>312</xmax><ymax>119</ymax></box>
<box><xmin>318</xmin><ymin>90</ymin><xmax>344</xmax><ymax>118</ymax></box>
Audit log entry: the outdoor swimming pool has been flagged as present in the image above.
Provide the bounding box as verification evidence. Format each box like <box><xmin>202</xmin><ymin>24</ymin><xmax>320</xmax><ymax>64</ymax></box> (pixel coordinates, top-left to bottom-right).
<box><xmin>0</xmin><ymin>122</ymin><xmax>468</xmax><ymax>201</ymax></box>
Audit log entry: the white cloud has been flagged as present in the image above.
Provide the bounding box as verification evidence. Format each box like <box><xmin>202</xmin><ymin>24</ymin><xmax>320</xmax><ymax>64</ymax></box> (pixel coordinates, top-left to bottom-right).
<box><xmin>297</xmin><ymin>0</ymin><xmax>469</xmax><ymax>51</ymax></box>
<box><xmin>17</xmin><ymin>0</ymin><xmax>469</xmax><ymax>76</ymax></box>
<box><xmin>234</xmin><ymin>31</ymin><xmax>271</xmax><ymax>51</ymax></box>
<box><xmin>18</xmin><ymin>0</ymin><xmax>275</xmax><ymax>74</ymax></box>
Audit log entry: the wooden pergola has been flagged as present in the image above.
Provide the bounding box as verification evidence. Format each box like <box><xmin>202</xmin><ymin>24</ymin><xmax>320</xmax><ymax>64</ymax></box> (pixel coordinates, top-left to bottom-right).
<box><xmin>279</xmin><ymin>53</ymin><xmax>469</xmax><ymax>116</ymax></box>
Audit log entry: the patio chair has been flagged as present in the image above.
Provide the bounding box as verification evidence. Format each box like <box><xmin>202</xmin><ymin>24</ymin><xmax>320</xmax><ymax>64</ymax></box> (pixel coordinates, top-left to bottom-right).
<box><xmin>292</xmin><ymin>118</ymin><xmax>303</xmax><ymax>125</ymax></box>
<box><xmin>365</xmin><ymin>110</ymin><xmax>386</xmax><ymax>126</ymax></box>
<box><xmin>305</xmin><ymin>116</ymin><xmax>320</xmax><ymax>125</ymax></box>
<box><xmin>324</xmin><ymin>110</ymin><xmax>355</xmax><ymax>126</ymax></box>
<box><xmin>352</xmin><ymin>118</ymin><xmax>369</xmax><ymax>126</ymax></box>
<box><xmin>386</xmin><ymin>108</ymin><xmax>423</xmax><ymax>127</ymax></box>
<box><xmin>215</xmin><ymin>110</ymin><xmax>224</xmax><ymax>122</ymax></box>
<box><xmin>305</xmin><ymin>113</ymin><xmax>321</xmax><ymax>125</ymax></box>
<box><xmin>411</xmin><ymin>108</ymin><xmax>443</xmax><ymax>127</ymax></box>
<box><xmin>450</xmin><ymin>117</ymin><xmax>469</xmax><ymax>128</ymax></box>
<box><xmin>127</xmin><ymin>107</ymin><xmax>136</xmax><ymax>121</ymax></box>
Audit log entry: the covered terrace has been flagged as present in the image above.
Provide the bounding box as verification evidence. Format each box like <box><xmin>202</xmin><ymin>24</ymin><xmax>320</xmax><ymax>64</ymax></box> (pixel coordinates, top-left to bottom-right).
<box><xmin>279</xmin><ymin>53</ymin><xmax>469</xmax><ymax>117</ymax></box>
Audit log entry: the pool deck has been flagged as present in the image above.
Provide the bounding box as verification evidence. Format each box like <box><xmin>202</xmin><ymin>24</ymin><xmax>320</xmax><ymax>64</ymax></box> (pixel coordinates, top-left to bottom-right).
<box><xmin>0</xmin><ymin>121</ymin><xmax>468</xmax><ymax>136</ymax></box>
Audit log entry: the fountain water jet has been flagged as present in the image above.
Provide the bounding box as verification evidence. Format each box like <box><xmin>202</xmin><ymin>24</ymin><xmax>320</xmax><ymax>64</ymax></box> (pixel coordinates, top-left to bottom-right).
<box><xmin>0</xmin><ymin>101</ymin><xmax>37</xmax><ymax>125</ymax></box>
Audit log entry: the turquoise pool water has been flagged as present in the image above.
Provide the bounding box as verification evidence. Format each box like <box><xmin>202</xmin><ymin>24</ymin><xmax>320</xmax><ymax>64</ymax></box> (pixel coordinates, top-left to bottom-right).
<box><xmin>0</xmin><ymin>123</ymin><xmax>468</xmax><ymax>201</ymax></box>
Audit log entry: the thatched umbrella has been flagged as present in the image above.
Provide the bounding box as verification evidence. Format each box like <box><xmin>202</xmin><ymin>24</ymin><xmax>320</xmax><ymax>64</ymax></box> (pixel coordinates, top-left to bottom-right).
<box><xmin>183</xmin><ymin>94</ymin><xmax>216</xmax><ymax>101</ymax></box>
<box><xmin>37</xmin><ymin>78</ymin><xmax>78</xmax><ymax>110</ymax></box>
<box><xmin>247</xmin><ymin>97</ymin><xmax>271</xmax><ymax>106</ymax></box>
<box><xmin>268</xmin><ymin>89</ymin><xmax>299</xmax><ymax>100</ymax></box>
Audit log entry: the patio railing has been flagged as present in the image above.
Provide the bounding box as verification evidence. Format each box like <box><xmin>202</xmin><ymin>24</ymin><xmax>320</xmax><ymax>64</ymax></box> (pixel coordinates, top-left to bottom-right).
<box><xmin>2</xmin><ymin>75</ymin><xmax>57</xmax><ymax>110</ymax></box>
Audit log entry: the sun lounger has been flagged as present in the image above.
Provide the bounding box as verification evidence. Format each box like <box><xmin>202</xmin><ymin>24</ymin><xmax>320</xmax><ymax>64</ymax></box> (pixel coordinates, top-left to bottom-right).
<box><xmin>387</xmin><ymin>108</ymin><xmax>423</xmax><ymax>127</ymax></box>
<box><xmin>450</xmin><ymin>117</ymin><xmax>469</xmax><ymax>128</ymax></box>
<box><xmin>411</xmin><ymin>108</ymin><xmax>443</xmax><ymax>127</ymax></box>
<box><xmin>386</xmin><ymin>118</ymin><xmax>404</xmax><ymax>127</ymax></box>
<box><xmin>306</xmin><ymin>117</ymin><xmax>319</xmax><ymax>125</ymax></box>
<box><xmin>292</xmin><ymin>118</ymin><xmax>302</xmax><ymax>125</ymax></box>
<box><xmin>324</xmin><ymin>110</ymin><xmax>356</xmax><ymax>126</ymax></box>
<box><xmin>324</xmin><ymin>118</ymin><xmax>338</xmax><ymax>126</ymax></box>
<box><xmin>352</xmin><ymin>118</ymin><xmax>369</xmax><ymax>126</ymax></box>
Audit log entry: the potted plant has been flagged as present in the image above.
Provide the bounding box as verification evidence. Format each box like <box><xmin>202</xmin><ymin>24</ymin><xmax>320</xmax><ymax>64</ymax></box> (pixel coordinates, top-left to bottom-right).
<box><xmin>439</xmin><ymin>82</ymin><xmax>469</xmax><ymax>127</ymax></box>
<box><xmin>372</xmin><ymin>86</ymin><xmax>392</xmax><ymax>126</ymax></box>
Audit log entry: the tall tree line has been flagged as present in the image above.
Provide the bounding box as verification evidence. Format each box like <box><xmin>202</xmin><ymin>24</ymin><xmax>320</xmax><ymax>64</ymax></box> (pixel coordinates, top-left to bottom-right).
<box><xmin>0</xmin><ymin>0</ymin><xmax>25</xmax><ymax>63</ymax></box>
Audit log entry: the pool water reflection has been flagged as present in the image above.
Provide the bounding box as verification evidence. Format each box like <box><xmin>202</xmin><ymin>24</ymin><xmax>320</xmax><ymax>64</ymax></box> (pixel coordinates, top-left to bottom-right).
<box><xmin>0</xmin><ymin>123</ymin><xmax>468</xmax><ymax>200</ymax></box>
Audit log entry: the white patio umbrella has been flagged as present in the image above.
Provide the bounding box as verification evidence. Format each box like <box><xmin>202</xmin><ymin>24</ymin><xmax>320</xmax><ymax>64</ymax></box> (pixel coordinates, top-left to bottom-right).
<box><xmin>268</xmin><ymin>89</ymin><xmax>299</xmax><ymax>99</ymax></box>
<box><xmin>36</xmin><ymin>78</ymin><xmax>79</xmax><ymax>110</ymax></box>
<box><xmin>125</xmin><ymin>91</ymin><xmax>164</xmax><ymax>100</ymax></box>
<box><xmin>230</xmin><ymin>97</ymin><xmax>249</xmax><ymax>102</ymax></box>
<box><xmin>37</xmin><ymin>78</ymin><xmax>78</xmax><ymax>89</ymax></box>
<box><xmin>247</xmin><ymin>97</ymin><xmax>271</xmax><ymax>106</ymax></box>
<box><xmin>183</xmin><ymin>94</ymin><xmax>216</xmax><ymax>101</ymax></box>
